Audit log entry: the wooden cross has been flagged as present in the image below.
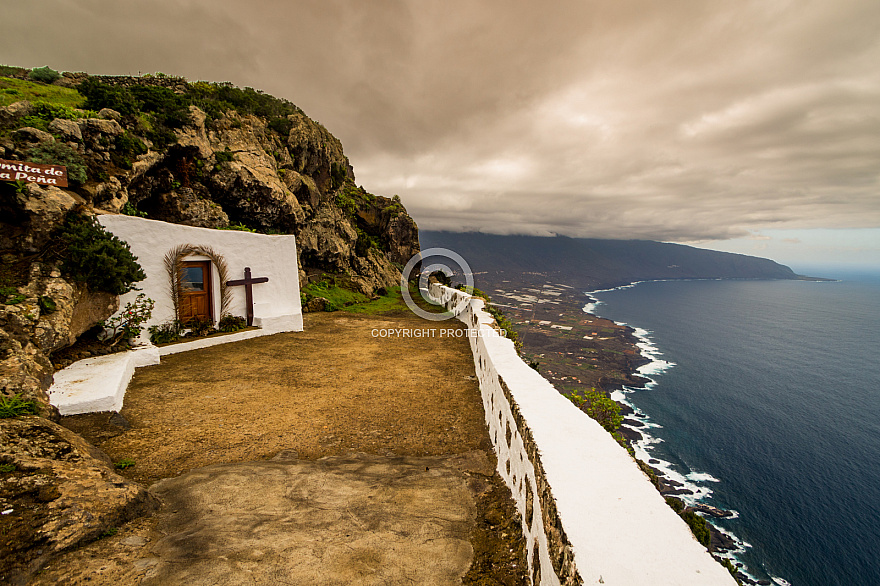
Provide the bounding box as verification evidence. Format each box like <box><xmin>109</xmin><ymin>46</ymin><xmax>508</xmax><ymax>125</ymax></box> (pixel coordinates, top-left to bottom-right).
<box><xmin>226</xmin><ymin>267</ymin><xmax>269</xmax><ymax>326</ymax></box>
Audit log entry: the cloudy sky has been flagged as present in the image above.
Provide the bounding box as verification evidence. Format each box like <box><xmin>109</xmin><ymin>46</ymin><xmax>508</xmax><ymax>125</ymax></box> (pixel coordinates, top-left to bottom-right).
<box><xmin>2</xmin><ymin>0</ymin><xmax>878</xmax><ymax>270</ymax></box>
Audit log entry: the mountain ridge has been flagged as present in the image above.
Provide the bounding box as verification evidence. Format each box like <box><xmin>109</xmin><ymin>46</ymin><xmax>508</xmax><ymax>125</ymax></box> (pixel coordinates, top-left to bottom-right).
<box><xmin>420</xmin><ymin>230</ymin><xmax>821</xmax><ymax>290</ymax></box>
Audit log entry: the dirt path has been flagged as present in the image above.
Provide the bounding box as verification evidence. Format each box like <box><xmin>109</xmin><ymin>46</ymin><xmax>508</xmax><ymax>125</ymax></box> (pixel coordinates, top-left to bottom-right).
<box><xmin>40</xmin><ymin>309</ymin><xmax>527</xmax><ymax>585</ymax></box>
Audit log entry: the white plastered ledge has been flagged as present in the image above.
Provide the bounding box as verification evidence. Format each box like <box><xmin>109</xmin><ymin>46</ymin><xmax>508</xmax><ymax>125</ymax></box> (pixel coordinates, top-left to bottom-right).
<box><xmin>49</xmin><ymin>345</ymin><xmax>160</xmax><ymax>415</ymax></box>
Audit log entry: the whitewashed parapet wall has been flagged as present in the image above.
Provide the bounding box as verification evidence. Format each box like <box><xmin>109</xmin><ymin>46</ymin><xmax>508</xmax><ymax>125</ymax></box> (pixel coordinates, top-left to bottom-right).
<box><xmin>98</xmin><ymin>215</ymin><xmax>303</xmax><ymax>342</ymax></box>
<box><xmin>428</xmin><ymin>283</ymin><xmax>737</xmax><ymax>586</ymax></box>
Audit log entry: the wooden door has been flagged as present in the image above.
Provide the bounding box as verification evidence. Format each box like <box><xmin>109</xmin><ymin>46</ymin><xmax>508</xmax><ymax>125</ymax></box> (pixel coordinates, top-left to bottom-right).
<box><xmin>179</xmin><ymin>261</ymin><xmax>213</xmax><ymax>322</ymax></box>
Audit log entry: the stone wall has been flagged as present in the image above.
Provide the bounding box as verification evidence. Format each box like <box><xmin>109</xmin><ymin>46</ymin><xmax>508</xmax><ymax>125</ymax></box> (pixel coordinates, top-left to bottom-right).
<box><xmin>428</xmin><ymin>283</ymin><xmax>738</xmax><ymax>586</ymax></box>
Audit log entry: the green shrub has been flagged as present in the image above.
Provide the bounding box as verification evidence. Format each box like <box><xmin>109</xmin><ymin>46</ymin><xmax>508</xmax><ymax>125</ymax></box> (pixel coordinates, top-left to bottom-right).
<box><xmin>0</xmin><ymin>65</ymin><xmax>26</xmax><ymax>77</ymax></box>
<box><xmin>681</xmin><ymin>510</ymin><xmax>711</xmax><ymax>548</ymax></box>
<box><xmin>121</xmin><ymin>202</ymin><xmax>147</xmax><ymax>217</ymax></box>
<box><xmin>100</xmin><ymin>293</ymin><xmax>154</xmax><ymax>342</ymax></box>
<box><xmin>116</xmin><ymin>132</ymin><xmax>148</xmax><ymax>156</ymax></box>
<box><xmin>0</xmin><ymin>394</ymin><xmax>39</xmax><ymax>418</ymax></box>
<box><xmin>19</xmin><ymin>101</ymin><xmax>90</xmax><ymax>132</ymax></box>
<box><xmin>28</xmin><ymin>66</ymin><xmax>61</xmax><ymax>84</ymax></box>
<box><xmin>77</xmin><ymin>78</ymin><xmax>139</xmax><ymax>117</ymax></box>
<box><xmin>268</xmin><ymin>116</ymin><xmax>293</xmax><ymax>136</ymax></box>
<box><xmin>218</xmin><ymin>314</ymin><xmax>248</xmax><ymax>332</ymax></box>
<box><xmin>0</xmin><ymin>463</ymin><xmax>16</xmax><ymax>473</ymax></box>
<box><xmin>148</xmin><ymin>320</ymin><xmax>182</xmax><ymax>344</ymax></box>
<box><xmin>58</xmin><ymin>213</ymin><xmax>146</xmax><ymax>294</ymax></box>
<box><xmin>26</xmin><ymin>142</ymin><xmax>87</xmax><ymax>184</ymax></box>
<box><xmin>565</xmin><ymin>389</ymin><xmax>623</xmax><ymax>433</ymax></box>
<box><xmin>215</xmin><ymin>148</ymin><xmax>234</xmax><ymax>163</ymax></box>
<box><xmin>184</xmin><ymin>315</ymin><xmax>215</xmax><ymax>337</ymax></box>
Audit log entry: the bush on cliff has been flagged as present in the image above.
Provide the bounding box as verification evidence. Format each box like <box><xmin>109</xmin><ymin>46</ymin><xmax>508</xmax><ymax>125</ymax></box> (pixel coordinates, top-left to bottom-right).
<box><xmin>58</xmin><ymin>213</ymin><xmax>145</xmax><ymax>295</ymax></box>
<box><xmin>27</xmin><ymin>66</ymin><xmax>61</xmax><ymax>84</ymax></box>
<box><xmin>27</xmin><ymin>142</ymin><xmax>87</xmax><ymax>184</ymax></box>
<box><xmin>565</xmin><ymin>389</ymin><xmax>623</xmax><ymax>433</ymax></box>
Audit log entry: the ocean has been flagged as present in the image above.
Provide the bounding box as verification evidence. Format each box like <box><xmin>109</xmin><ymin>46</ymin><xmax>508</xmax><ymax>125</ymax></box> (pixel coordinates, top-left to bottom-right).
<box><xmin>588</xmin><ymin>276</ymin><xmax>880</xmax><ymax>586</ymax></box>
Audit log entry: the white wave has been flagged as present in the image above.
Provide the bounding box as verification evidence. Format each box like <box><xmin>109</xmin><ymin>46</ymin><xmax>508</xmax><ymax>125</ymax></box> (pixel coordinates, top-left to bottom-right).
<box><xmin>686</xmin><ymin>472</ymin><xmax>721</xmax><ymax>483</ymax></box>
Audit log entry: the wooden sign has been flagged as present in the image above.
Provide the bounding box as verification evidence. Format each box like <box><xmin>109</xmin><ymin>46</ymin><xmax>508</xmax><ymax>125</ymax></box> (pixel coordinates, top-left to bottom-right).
<box><xmin>0</xmin><ymin>159</ymin><xmax>68</xmax><ymax>187</ymax></box>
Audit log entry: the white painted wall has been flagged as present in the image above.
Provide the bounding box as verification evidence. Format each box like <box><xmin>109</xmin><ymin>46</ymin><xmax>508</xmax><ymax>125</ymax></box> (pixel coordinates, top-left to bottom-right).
<box><xmin>428</xmin><ymin>283</ymin><xmax>737</xmax><ymax>586</ymax></box>
<box><xmin>98</xmin><ymin>215</ymin><xmax>302</xmax><ymax>341</ymax></box>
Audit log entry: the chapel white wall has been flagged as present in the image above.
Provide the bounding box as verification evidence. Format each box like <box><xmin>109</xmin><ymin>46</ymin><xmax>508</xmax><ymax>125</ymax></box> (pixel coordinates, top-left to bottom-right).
<box><xmin>428</xmin><ymin>282</ymin><xmax>737</xmax><ymax>586</ymax></box>
<box><xmin>98</xmin><ymin>215</ymin><xmax>303</xmax><ymax>340</ymax></box>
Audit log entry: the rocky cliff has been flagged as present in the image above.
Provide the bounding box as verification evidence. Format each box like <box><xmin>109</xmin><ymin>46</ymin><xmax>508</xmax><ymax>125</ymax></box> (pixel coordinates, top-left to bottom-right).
<box><xmin>1</xmin><ymin>69</ymin><xmax>419</xmax><ymax>409</ymax></box>
<box><xmin>0</xmin><ymin>67</ymin><xmax>418</xmax><ymax>583</ymax></box>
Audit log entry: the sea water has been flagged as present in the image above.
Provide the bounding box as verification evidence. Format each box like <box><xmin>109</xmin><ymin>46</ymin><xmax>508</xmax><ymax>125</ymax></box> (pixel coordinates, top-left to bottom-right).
<box><xmin>590</xmin><ymin>277</ymin><xmax>880</xmax><ymax>586</ymax></box>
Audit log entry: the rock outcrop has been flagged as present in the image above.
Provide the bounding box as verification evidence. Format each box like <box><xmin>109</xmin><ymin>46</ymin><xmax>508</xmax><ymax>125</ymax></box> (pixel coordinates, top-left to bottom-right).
<box><xmin>0</xmin><ymin>416</ymin><xmax>159</xmax><ymax>586</ymax></box>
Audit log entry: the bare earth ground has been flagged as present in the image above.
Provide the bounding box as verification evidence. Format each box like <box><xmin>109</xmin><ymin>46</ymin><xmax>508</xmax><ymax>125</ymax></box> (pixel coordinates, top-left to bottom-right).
<box><xmin>38</xmin><ymin>309</ymin><xmax>527</xmax><ymax>585</ymax></box>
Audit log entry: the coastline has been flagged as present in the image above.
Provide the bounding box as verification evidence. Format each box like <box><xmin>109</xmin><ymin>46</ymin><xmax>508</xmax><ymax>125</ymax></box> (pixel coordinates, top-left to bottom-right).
<box><xmin>585</xmin><ymin>283</ymin><xmax>788</xmax><ymax>586</ymax></box>
<box><xmin>480</xmin><ymin>273</ymin><xmax>778</xmax><ymax>585</ymax></box>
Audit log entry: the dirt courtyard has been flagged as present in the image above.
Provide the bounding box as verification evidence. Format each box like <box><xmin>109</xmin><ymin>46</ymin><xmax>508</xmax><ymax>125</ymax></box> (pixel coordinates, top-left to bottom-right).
<box><xmin>45</xmin><ymin>309</ymin><xmax>527</xmax><ymax>585</ymax></box>
<box><xmin>66</xmin><ymin>311</ymin><xmax>491</xmax><ymax>485</ymax></box>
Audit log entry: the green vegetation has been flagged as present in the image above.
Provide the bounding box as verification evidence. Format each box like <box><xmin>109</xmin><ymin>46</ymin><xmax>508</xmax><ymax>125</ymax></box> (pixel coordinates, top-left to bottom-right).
<box><xmin>215</xmin><ymin>148</ymin><xmax>234</xmax><ymax>163</ymax></box>
<box><xmin>99</xmin><ymin>527</ymin><xmax>119</xmax><ymax>539</ymax></box>
<box><xmin>58</xmin><ymin>213</ymin><xmax>146</xmax><ymax>294</ymax></box>
<box><xmin>28</xmin><ymin>66</ymin><xmax>61</xmax><ymax>84</ymax></box>
<box><xmin>27</xmin><ymin>142</ymin><xmax>87</xmax><ymax>184</ymax></box>
<box><xmin>0</xmin><ymin>464</ymin><xmax>16</xmax><ymax>473</ymax></box>
<box><xmin>301</xmin><ymin>277</ymin><xmax>368</xmax><ymax>311</ymax></box>
<box><xmin>148</xmin><ymin>320</ymin><xmax>182</xmax><ymax>345</ymax></box>
<box><xmin>112</xmin><ymin>132</ymin><xmax>148</xmax><ymax>169</ymax></box>
<box><xmin>121</xmin><ymin>202</ymin><xmax>147</xmax><ymax>218</ymax></box>
<box><xmin>565</xmin><ymin>389</ymin><xmax>623</xmax><ymax>433</ymax></box>
<box><xmin>218</xmin><ymin>314</ymin><xmax>248</xmax><ymax>332</ymax></box>
<box><xmin>0</xmin><ymin>394</ymin><xmax>39</xmax><ymax>418</ymax></box>
<box><xmin>19</xmin><ymin>101</ymin><xmax>95</xmax><ymax>132</ymax></box>
<box><xmin>184</xmin><ymin>315</ymin><xmax>215</xmax><ymax>337</ymax></box>
<box><xmin>0</xmin><ymin>76</ymin><xmax>85</xmax><ymax>109</ymax></box>
<box><xmin>38</xmin><ymin>296</ymin><xmax>56</xmax><ymax>314</ymax></box>
<box><xmin>218</xmin><ymin>222</ymin><xmax>256</xmax><ymax>232</ymax></box>
<box><xmin>720</xmin><ymin>558</ymin><xmax>743</xmax><ymax>585</ymax></box>
<box><xmin>74</xmin><ymin>76</ymin><xmax>305</xmax><ymax>151</ymax></box>
<box><xmin>114</xmin><ymin>458</ymin><xmax>136</xmax><ymax>470</ymax></box>
<box><xmin>100</xmin><ymin>294</ymin><xmax>154</xmax><ymax>342</ymax></box>
<box><xmin>0</xmin><ymin>286</ymin><xmax>24</xmax><ymax>305</ymax></box>
<box><xmin>665</xmin><ymin>497</ymin><xmax>719</xmax><ymax>554</ymax></box>
<box><xmin>342</xmin><ymin>286</ymin><xmax>404</xmax><ymax>315</ymax></box>
<box><xmin>485</xmin><ymin>304</ymin><xmax>522</xmax><ymax>352</ymax></box>
<box><xmin>681</xmin><ymin>510</ymin><xmax>711</xmax><ymax>548</ymax></box>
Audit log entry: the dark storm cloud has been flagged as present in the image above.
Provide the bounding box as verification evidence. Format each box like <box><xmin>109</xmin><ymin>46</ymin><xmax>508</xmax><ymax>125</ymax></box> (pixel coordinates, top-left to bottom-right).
<box><xmin>3</xmin><ymin>0</ymin><xmax>878</xmax><ymax>241</ymax></box>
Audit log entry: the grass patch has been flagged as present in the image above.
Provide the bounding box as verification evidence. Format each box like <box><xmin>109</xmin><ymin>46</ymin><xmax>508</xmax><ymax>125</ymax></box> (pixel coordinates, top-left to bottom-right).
<box><xmin>301</xmin><ymin>279</ymin><xmax>368</xmax><ymax>310</ymax></box>
<box><xmin>342</xmin><ymin>286</ymin><xmax>405</xmax><ymax>314</ymax></box>
<box><xmin>114</xmin><ymin>458</ymin><xmax>136</xmax><ymax>470</ymax></box>
<box><xmin>0</xmin><ymin>76</ymin><xmax>85</xmax><ymax>109</ymax></box>
<box><xmin>0</xmin><ymin>394</ymin><xmax>39</xmax><ymax>418</ymax></box>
